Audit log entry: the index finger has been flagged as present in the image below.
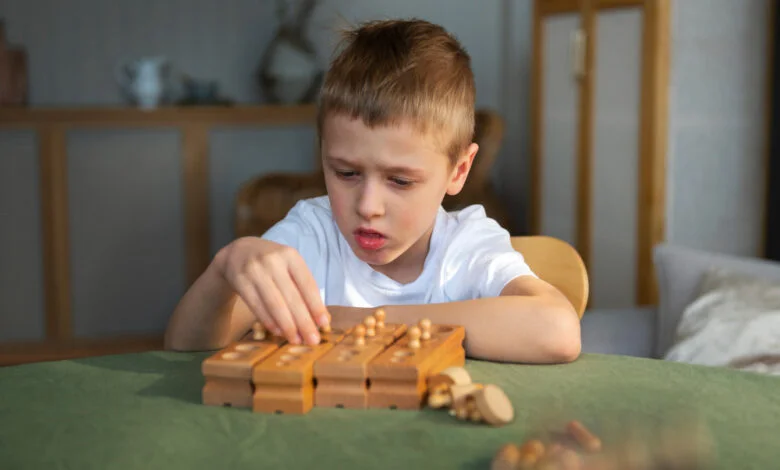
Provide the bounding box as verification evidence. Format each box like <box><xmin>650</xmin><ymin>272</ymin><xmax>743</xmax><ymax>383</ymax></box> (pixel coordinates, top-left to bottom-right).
<box><xmin>288</xmin><ymin>260</ymin><xmax>329</xmax><ymax>328</ymax></box>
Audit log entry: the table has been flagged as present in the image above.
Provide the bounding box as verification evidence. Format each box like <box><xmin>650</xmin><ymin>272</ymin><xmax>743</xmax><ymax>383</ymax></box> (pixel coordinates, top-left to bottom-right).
<box><xmin>1</xmin><ymin>351</ymin><xmax>778</xmax><ymax>469</ymax></box>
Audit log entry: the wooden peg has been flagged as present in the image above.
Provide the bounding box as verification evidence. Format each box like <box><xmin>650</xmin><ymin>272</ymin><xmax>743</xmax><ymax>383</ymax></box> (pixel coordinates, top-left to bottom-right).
<box><xmin>252</xmin><ymin>322</ymin><xmax>266</xmax><ymax>340</ymax></box>
<box><xmin>374</xmin><ymin>308</ymin><xmax>386</xmax><ymax>329</ymax></box>
<box><xmin>491</xmin><ymin>443</ymin><xmax>523</xmax><ymax>470</ymax></box>
<box><xmin>353</xmin><ymin>324</ymin><xmax>366</xmax><ymax>346</ymax></box>
<box><xmin>419</xmin><ymin>318</ymin><xmax>431</xmax><ymax>340</ymax></box>
<box><xmin>364</xmin><ymin>316</ymin><xmax>376</xmax><ymax>337</ymax></box>
<box><xmin>408</xmin><ymin>326</ymin><xmax>421</xmax><ymax>349</ymax></box>
<box><xmin>517</xmin><ymin>439</ymin><xmax>545</xmax><ymax>468</ymax></box>
<box><xmin>567</xmin><ymin>420</ymin><xmax>602</xmax><ymax>452</ymax></box>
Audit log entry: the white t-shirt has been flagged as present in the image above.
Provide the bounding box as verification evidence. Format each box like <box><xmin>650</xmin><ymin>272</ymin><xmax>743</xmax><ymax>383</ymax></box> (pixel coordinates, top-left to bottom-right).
<box><xmin>261</xmin><ymin>196</ymin><xmax>536</xmax><ymax>307</ymax></box>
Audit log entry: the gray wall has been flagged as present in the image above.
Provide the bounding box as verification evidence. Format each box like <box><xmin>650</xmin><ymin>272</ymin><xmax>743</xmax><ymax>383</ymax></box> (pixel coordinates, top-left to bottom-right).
<box><xmin>665</xmin><ymin>0</ymin><xmax>770</xmax><ymax>257</ymax></box>
<box><xmin>0</xmin><ymin>0</ymin><xmax>533</xmax><ymax>341</ymax></box>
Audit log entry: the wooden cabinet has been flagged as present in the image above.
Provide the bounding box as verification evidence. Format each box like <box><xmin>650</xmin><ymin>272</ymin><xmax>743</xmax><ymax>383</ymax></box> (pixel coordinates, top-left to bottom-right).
<box><xmin>0</xmin><ymin>105</ymin><xmax>317</xmax><ymax>366</ymax></box>
<box><xmin>531</xmin><ymin>0</ymin><xmax>669</xmax><ymax>308</ymax></box>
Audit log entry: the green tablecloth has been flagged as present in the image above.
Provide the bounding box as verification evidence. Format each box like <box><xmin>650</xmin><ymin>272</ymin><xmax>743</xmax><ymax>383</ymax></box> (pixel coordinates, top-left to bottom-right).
<box><xmin>1</xmin><ymin>351</ymin><xmax>778</xmax><ymax>469</ymax></box>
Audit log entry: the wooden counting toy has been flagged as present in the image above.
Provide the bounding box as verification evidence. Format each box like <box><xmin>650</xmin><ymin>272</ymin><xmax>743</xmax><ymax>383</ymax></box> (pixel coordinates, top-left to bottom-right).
<box><xmin>314</xmin><ymin>312</ymin><xmax>408</xmax><ymax>409</ymax></box>
<box><xmin>200</xmin><ymin>311</ymin><xmax>471</xmax><ymax>416</ymax></box>
<box><xmin>366</xmin><ymin>321</ymin><xmax>466</xmax><ymax>410</ymax></box>
<box><xmin>252</xmin><ymin>340</ymin><xmax>336</xmax><ymax>414</ymax></box>
<box><xmin>201</xmin><ymin>323</ymin><xmax>286</xmax><ymax>408</ymax></box>
<box><xmin>427</xmin><ymin>366</ymin><xmax>474</xmax><ymax>408</ymax></box>
<box><xmin>250</xmin><ymin>323</ymin><xmax>351</xmax><ymax>415</ymax></box>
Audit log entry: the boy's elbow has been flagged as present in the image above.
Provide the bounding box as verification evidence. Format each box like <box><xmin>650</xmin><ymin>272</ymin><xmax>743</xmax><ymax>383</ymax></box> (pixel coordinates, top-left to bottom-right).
<box><xmin>544</xmin><ymin>304</ymin><xmax>582</xmax><ymax>363</ymax></box>
<box><xmin>163</xmin><ymin>329</ymin><xmax>186</xmax><ymax>352</ymax></box>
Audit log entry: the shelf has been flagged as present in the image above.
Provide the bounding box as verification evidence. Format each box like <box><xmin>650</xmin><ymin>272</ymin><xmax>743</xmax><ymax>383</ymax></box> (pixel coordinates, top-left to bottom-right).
<box><xmin>0</xmin><ymin>104</ymin><xmax>318</xmax><ymax>128</ymax></box>
<box><xmin>0</xmin><ymin>103</ymin><xmax>319</xmax><ymax>365</ymax></box>
<box><xmin>0</xmin><ymin>335</ymin><xmax>164</xmax><ymax>367</ymax></box>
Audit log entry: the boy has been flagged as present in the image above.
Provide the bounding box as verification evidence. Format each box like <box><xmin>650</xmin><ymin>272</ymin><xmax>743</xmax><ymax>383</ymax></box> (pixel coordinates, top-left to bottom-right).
<box><xmin>165</xmin><ymin>19</ymin><xmax>580</xmax><ymax>364</ymax></box>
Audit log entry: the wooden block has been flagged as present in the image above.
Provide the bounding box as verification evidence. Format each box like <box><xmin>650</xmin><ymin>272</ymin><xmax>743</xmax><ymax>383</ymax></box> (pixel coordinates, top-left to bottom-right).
<box><xmin>202</xmin><ymin>334</ymin><xmax>286</xmax><ymax>380</ymax></box>
<box><xmin>367</xmin><ymin>324</ymin><xmax>466</xmax><ymax>410</ymax></box>
<box><xmin>313</xmin><ymin>323</ymin><xmax>404</xmax><ymax>409</ymax></box>
<box><xmin>202</xmin><ymin>377</ymin><xmax>254</xmax><ymax>408</ymax></box>
<box><xmin>320</xmin><ymin>325</ymin><xmax>352</xmax><ymax>344</ymax></box>
<box><xmin>366</xmin><ymin>322</ymin><xmax>407</xmax><ymax>346</ymax></box>
<box><xmin>201</xmin><ymin>333</ymin><xmax>286</xmax><ymax>408</ymax></box>
<box><xmin>252</xmin><ymin>342</ymin><xmax>336</xmax><ymax>414</ymax></box>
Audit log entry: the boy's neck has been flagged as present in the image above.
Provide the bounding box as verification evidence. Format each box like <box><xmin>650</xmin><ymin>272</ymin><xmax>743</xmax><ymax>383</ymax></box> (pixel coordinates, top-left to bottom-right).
<box><xmin>369</xmin><ymin>224</ymin><xmax>435</xmax><ymax>285</ymax></box>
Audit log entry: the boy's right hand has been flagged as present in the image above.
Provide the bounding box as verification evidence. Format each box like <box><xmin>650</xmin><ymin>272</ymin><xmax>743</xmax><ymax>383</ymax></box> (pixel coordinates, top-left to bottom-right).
<box><xmin>214</xmin><ymin>237</ymin><xmax>329</xmax><ymax>345</ymax></box>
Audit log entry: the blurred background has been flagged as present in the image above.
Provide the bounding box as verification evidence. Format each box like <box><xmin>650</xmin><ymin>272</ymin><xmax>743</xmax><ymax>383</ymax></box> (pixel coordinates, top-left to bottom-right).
<box><xmin>1</xmin><ymin>0</ymin><xmax>777</xmax><ymax>369</ymax></box>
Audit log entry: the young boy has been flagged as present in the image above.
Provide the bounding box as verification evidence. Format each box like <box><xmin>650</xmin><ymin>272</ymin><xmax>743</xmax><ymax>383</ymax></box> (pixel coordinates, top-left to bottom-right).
<box><xmin>165</xmin><ymin>19</ymin><xmax>581</xmax><ymax>364</ymax></box>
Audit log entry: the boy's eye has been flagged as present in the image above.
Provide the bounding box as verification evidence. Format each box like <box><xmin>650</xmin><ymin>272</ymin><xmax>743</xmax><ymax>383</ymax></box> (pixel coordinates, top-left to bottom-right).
<box><xmin>335</xmin><ymin>170</ymin><xmax>358</xmax><ymax>178</ymax></box>
<box><xmin>390</xmin><ymin>177</ymin><xmax>412</xmax><ymax>187</ymax></box>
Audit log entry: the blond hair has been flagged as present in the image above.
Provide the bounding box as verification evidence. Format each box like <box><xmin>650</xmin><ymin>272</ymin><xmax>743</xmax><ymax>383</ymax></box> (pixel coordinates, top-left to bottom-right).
<box><xmin>317</xmin><ymin>19</ymin><xmax>476</xmax><ymax>163</ymax></box>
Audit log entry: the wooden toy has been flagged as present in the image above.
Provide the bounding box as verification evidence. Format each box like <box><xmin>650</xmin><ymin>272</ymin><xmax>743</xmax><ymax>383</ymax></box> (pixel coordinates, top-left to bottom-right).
<box><xmin>252</xmin><ymin>340</ymin><xmax>337</xmax><ymax>414</ymax></box>
<box><xmin>492</xmin><ymin>417</ymin><xmax>713</xmax><ymax>470</ymax></box>
<box><xmin>200</xmin><ymin>309</ymin><xmax>471</xmax><ymax>416</ymax></box>
<box><xmin>366</xmin><ymin>322</ymin><xmax>466</xmax><ymax>410</ymax></box>
<box><xmin>313</xmin><ymin>314</ymin><xmax>408</xmax><ymax>409</ymax></box>
<box><xmin>251</xmin><ymin>323</ymin><xmax>352</xmax><ymax>414</ymax></box>
<box><xmin>201</xmin><ymin>324</ymin><xmax>286</xmax><ymax>408</ymax></box>
<box><xmin>448</xmin><ymin>384</ymin><xmax>514</xmax><ymax>426</ymax></box>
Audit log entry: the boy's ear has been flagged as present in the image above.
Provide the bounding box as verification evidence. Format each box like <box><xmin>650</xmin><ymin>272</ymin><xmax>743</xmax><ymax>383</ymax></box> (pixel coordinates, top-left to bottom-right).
<box><xmin>446</xmin><ymin>143</ymin><xmax>479</xmax><ymax>196</ymax></box>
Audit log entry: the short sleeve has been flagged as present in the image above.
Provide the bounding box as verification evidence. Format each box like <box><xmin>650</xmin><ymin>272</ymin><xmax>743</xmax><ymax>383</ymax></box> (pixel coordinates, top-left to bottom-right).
<box><xmin>440</xmin><ymin>206</ymin><xmax>537</xmax><ymax>300</ymax></box>
<box><xmin>259</xmin><ymin>198</ymin><xmax>329</xmax><ymax>285</ymax></box>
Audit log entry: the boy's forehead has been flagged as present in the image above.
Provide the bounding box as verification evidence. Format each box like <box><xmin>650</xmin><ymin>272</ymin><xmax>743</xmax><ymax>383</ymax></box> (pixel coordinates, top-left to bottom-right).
<box><xmin>321</xmin><ymin>113</ymin><xmax>450</xmax><ymax>155</ymax></box>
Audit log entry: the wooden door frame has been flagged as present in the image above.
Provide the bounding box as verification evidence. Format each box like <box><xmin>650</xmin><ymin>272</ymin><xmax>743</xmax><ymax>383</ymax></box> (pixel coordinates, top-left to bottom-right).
<box><xmin>530</xmin><ymin>0</ymin><xmax>669</xmax><ymax>306</ymax></box>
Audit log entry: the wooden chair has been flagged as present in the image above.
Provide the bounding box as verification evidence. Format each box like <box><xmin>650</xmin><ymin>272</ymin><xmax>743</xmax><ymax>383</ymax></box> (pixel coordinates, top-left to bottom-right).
<box><xmin>234</xmin><ymin>109</ymin><xmax>513</xmax><ymax>239</ymax></box>
<box><xmin>510</xmin><ymin>235</ymin><xmax>589</xmax><ymax>318</ymax></box>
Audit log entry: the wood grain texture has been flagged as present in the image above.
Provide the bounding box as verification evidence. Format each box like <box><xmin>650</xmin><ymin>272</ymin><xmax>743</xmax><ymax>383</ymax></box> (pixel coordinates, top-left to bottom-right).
<box><xmin>182</xmin><ymin>124</ymin><xmax>210</xmax><ymax>287</ymax></box>
<box><xmin>0</xmin><ymin>105</ymin><xmax>317</xmax><ymax>128</ymax></box>
<box><xmin>596</xmin><ymin>0</ymin><xmax>643</xmax><ymax>9</ymax></box>
<box><xmin>636</xmin><ymin>0</ymin><xmax>669</xmax><ymax>305</ymax></box>
<box><xmin>538</xmin><ymin>0</ymin><xmax>580</xmax><ymax>15</ymax></box>
<box><xmin>0</xmin><ymin>335</ymin><xmax>163</xmax><ymax>367</ymax></box>
<box><xmin>577</xmin><ymin>0</ymin><xmax>596</xmax><ymax>282</ymax></box>
<box><xmin>2</xmin><ymin>104</ymin><xmax>317</xmax><ymax>365</ymax></box>
<box><xmin>530</xmin><ymin>0</ymin><xmax>545</xmax><ymax>235</ymax></box>
<box><xmin>511</xmin><ymin>236</ymin><xmax>589</xmax><ymax>317</ymax></box>
<box><xmin>38</xmin><ymin>125</ymin><xmax>71</xmax><ymax>341</ymax></box>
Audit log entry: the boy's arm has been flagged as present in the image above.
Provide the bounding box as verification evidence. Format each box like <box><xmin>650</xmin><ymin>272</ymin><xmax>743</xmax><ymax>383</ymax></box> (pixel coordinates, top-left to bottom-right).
<box><xmin>327</xmin><ymin>276</ymin><xmax>580</xmax><ymax>364</ymax></box>
<box><xmin>164</xmin><ymin>256</ymin><xmax>255</xmax><ymax>351</ymax></box>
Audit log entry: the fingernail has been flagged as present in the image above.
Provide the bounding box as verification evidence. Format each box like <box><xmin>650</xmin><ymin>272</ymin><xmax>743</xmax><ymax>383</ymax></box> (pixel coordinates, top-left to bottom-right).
<box><xmin>308</xmin><ymin>332</ymin><xmax>320</xmax><ymax>345</ymax></box>
<box><xmin>272</xmin><ymin>327</ymin><xmax>282</xmax><ymax>336</ymax></box>
<box><xmin>294</xmin><ymin>334</ymin><xmax>303</xmax><ymax>344</ymax></box>
<box><xmin>317</xmin><ymin>314</ymin><xmax>329</xmax><ymax>326</ymax></box>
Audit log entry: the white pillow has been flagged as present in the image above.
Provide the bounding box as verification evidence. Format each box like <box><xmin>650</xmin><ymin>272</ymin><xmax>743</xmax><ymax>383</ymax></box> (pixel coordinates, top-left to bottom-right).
<box><xmin>664</xmin><ymin>267</ymin><xmax>780</xmax><ymax>376</ymax></box>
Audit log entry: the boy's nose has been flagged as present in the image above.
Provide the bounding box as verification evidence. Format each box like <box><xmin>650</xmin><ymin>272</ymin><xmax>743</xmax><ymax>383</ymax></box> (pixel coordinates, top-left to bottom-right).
<box><xmin>356</xmin><ymin>182</ymin><xmax>384</xmax><ymax>220</ymax></box>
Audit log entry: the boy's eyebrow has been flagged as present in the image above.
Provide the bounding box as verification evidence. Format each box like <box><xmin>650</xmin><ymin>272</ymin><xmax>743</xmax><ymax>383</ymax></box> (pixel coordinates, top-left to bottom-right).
<box><xmin>325</xmin><ymin>155</ymin><xmax>426</xmax><ymax>176</ymax></box>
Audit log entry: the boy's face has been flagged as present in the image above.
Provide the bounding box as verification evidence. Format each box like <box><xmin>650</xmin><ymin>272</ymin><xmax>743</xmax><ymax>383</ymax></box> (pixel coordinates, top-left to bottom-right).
<box><xmin>321</xmin><ymin>113</ymin><xmax>477</xmax><ymax>279</ymax></box>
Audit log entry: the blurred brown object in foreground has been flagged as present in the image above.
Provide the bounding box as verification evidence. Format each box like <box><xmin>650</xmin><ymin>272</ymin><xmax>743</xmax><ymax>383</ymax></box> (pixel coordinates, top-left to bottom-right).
<box><xmin>493</xmin><ymin>414</ymin><xmax>714</xmax><ymax>470</ymax></box>
<box><xmin>0</xmin><ymin>20</ymin><xmax>28</xmax><ymax>106</ymax></box>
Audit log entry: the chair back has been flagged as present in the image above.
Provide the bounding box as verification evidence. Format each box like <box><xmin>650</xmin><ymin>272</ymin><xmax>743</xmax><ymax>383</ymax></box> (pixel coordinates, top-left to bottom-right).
<box><xmin>510</xmin><ymin>236</ymin><xmax>589</xmax><ymax>318</ymax></box>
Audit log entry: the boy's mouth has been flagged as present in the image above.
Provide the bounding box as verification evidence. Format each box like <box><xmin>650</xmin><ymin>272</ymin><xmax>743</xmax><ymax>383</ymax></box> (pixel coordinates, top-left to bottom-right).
<box><xmin>354</xmin><ymin>228</ymin><xmax>387</xmax><ymax>251</ymax></box>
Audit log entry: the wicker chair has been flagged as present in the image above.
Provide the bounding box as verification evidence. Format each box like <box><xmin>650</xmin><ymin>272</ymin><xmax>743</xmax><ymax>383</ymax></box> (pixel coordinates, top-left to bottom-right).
<box><xmin>235</xmin><ymin>109</ymin><xmax>512</xmax><ymax>238</ymax></box>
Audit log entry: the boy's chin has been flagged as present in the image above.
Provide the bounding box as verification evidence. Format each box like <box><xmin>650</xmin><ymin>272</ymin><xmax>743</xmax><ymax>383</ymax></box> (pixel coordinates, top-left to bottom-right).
<box><xmin>354</xmin><ymin>248</ymin><xmax>395</xmax><ymax>266</ymax></box>
<box><xmin>349</xmin><ymin>242</ymin><xmax>398</xmax><ymax>266</ymax></box>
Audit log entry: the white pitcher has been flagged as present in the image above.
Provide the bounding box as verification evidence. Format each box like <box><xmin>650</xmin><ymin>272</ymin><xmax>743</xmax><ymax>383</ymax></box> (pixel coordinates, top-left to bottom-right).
<box><xmin>116</xmin><ymin>56</ymin><xmax>171</xmax><ymax>109</ymax></box>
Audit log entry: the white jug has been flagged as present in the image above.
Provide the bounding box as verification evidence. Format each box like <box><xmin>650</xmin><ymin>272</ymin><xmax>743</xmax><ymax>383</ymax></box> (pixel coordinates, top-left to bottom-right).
<box><xmin>116</xmin><ymin>57</ymin><xmax>171</xmax><ymax>109</ymax></box>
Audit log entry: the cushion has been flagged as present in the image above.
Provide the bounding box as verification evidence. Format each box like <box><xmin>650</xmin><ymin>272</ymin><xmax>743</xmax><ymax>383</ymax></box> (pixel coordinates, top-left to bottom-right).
<box><xmin>664</xmin><ymin>267</ymin><xmax>780</xmax><ymax>375</ymax></box>
<box><xmin>653</xmin><ymin>243</ymin><xmax>780</xmax><ymax>357</ymax></box>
